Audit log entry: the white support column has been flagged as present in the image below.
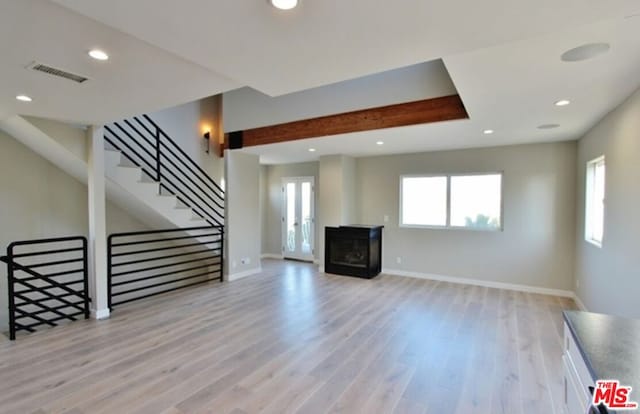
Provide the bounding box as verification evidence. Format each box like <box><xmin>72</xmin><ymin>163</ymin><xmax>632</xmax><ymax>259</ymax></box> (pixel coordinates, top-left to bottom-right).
<box><xmin>87</xmin><ymin>126</ymin><xmax>110</xmax><ymax>319</ymax></box>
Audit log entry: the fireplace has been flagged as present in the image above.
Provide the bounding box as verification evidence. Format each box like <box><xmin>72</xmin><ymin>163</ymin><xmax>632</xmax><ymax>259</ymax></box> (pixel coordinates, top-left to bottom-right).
<box><xmin>324</xmin><ymin>225</ymin><xmax>383</xmax><ymax>278</ymax></box>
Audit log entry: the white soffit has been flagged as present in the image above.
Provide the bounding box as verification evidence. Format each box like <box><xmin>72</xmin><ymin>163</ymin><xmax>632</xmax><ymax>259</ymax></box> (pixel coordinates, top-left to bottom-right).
<box><xmin>223</xmin><ymin>59</ymin><xmax>458</xmax><ymax>132</ymax></box>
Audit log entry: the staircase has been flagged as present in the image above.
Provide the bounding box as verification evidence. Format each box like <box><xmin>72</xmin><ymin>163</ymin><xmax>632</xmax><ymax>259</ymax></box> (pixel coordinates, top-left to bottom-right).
<box><xmin>104</xmin><ymin>115</ymin><xmax>224</xmax><ymax>228</ymax></box>
<box><xmin>104</xmin><ymin>151</ymin><xmax>208</xmax><ymax>227</ymax></box>
<box><xmin>0</xmin><ymin>114</ymin><xmax>226</xmax><ymax>337</ymax></box>
<box><xmin>0</xmin><ymin>114</ymin><xmax>224</xmax><ymax>232</ymax></box>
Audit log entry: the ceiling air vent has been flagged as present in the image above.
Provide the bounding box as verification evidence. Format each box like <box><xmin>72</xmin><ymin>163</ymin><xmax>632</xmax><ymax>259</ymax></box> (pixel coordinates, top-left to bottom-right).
<box><xmin>28</xmin><ymin>62</ymin><xmax>89</xmax><ymax>84</ymax></box>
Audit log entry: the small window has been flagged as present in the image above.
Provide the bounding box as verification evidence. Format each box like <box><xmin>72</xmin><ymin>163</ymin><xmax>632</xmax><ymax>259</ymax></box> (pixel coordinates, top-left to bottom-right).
<box><xmin>400</xmin><ymin>176</ymin><xmax>447</xmax><ymax>226</ymax></box>
<box><xmin>400</xmin><ymin>173</ymin><xmax>502</xmax><ymax>230</ymax></box>
<box><xmin>450</xmin><ymin>174</ymin><xmax>502</xmax><ymax>230</ymax></box>
<box><xmin>585</xmin><ymin>156</ymin><xmax>605</xmax><ymax>246</ymax></box>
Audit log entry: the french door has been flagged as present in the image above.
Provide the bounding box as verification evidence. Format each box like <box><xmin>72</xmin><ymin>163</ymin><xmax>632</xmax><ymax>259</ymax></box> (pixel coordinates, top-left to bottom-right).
<box><xmin>282</xmin><ymin>177</ymin><xmax>315</xmax><ymax>261</ymax></box>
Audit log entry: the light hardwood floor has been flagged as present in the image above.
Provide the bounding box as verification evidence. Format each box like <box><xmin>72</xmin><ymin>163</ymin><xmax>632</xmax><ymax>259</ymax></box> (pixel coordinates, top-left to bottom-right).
<box><xmin>0</xmin><ymin>259</ymin><xmax>576</xmax><ymax>414</ymax></box>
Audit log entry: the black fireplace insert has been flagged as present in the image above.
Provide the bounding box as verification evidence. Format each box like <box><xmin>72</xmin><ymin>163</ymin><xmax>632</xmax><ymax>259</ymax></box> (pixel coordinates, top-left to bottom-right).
<box><xmin>325</xmin><ymin>225</ymin><xmax>383</xmax><ymax>278</ymax></box>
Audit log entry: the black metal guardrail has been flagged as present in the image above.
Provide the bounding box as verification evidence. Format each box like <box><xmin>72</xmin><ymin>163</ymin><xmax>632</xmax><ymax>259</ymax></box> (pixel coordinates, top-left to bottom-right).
<box><xmin>0</xmin><ymin>236</ymin><xmax>90</xmax><ymax>340</ymax></box>
<box><xmin>104</xmin><ymin>114</ymin><xmax>224</xmax><ymax>226</ymax></box>
<box><xmin>107</xmin><ymin>226</ymin><xmax>224</xmax><ymax>308</ymax></box>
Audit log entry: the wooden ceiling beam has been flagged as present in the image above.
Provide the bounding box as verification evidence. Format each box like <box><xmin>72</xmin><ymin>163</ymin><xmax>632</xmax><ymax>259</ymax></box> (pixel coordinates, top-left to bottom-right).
<box><xmin>221</xmin><ymin>94</ymin><xmax>468</xmax><ymax>155</ymax></box>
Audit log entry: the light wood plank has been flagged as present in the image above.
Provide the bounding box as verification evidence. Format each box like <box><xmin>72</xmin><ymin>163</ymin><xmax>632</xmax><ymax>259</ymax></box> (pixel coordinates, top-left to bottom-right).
<box><xmin>0</xmin><ymin>260</ymin><xmax>573</xmax><ymax>414</ymax></box>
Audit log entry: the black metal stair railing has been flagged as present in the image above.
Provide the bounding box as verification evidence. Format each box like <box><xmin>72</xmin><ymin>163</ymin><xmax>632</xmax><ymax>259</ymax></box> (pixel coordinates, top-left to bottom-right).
<box><xmin>108</xmin><ymin>226</ymin><xmax>223</xmax><ymax>308</ymax></box>
<box><xmin>0</xmin><ymin>236</ymin><xmax>90</xmax><ymax>340</ymax></box>
<box><xmin>104</xmin><ymin>114</ymin><xmax>224</xmax><ymax>226</ymax></box>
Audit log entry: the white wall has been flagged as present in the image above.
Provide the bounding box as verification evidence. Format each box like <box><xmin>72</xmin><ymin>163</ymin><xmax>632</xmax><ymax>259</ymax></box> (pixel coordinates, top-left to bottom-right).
<box><xmin>317</xmin><ymin>155</ymin><xmax>357</xmax><ymax>266</ymax></box>
<box><xmin>223</xmin><ymin>60</ymin><xmax>456</xmax><ymax>131</ymax></box>
<box><xmin>0</xmin><ymin>130</ymin><xmax>147</xmax><ymax>333</ymax></box>
<box><xmin>356</xmin><ymin>142</ymin><xmax>577</xmax><ymax>291</ymax></box>
<box><xmin>575</xmin><ymin>87</ymin><xmax>640</xmax><ymax>318</ymax></box>
<box><xmin>261</xmin><ymin>162</ymin><xmax>319</xmax><ymax>257</ymax></box>
<box><xmin>226</xmin><ymin>151</ymin><xmax>261</xmax><ymax>279</ymax></box>
<box><xmin>259</xmin><ymin>165</ymin><xmax>269</xmax><ymax>255</ymax></box>
<box><xmin>148</xmin><ymin>96</ymin><xmax>224</xmax><ymax>184</ymax></box>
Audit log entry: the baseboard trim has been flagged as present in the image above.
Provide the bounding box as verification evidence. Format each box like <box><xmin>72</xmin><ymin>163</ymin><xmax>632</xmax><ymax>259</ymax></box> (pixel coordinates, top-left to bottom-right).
<box><xmin>228</xmin><ymin>267</ymin><xmax>262</xmax><ymax>281</ymax></box>
<box><xmin>92</xmin><ymin>308</ymin><xmax>110</xmax><ymax>320</ymax></box>
<box><xmin>572</xmin><ymin>293</ymin><xmax>588</xmax><ymax>311</ymax></box>
<box><xmin>261</xmin><ymin>253</ymin><xmax>284</xmax><ymax>260</ymax></box>
<box><xmin>382</xmin><ymin>268</ymin><xmax>574</xmax><ymax>298</ymax></box>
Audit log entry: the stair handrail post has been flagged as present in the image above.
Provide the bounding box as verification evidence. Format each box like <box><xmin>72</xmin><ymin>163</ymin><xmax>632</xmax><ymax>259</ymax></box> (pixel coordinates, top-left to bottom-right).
<box><xmin>6</xmin><ymin>245</ymin><xmax>16</xmax><ymax>340</ymax></box>
<box><xmin>155</xmin><ymin>126</ymin><xmax>161</xmax><ymax>190</ymax></box>
<box><xmin>107</xmin><ymin>234</ymin><xmax>113</xmax><ymax>311</ymax></box>
<box><xmin>220</xmin><ymin>225</ymin><xmax>225</xmax><ymax>282</ymax></box>
<box><xmin>82</xmin><ymin>237</ymin><xmax>90</xmax><ymax>319</ymax></box>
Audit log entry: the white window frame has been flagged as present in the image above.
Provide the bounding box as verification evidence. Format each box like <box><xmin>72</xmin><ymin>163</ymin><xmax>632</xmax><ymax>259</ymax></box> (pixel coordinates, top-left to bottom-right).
<box><xmin>584</xmin><ymin>156</ymin><xmax>605</xmax><ymax>247</ymax></box>
<box><xmin>399</xmin><ymin>172</ymin><xmax>503</xmax><ymax>231</ymax></box>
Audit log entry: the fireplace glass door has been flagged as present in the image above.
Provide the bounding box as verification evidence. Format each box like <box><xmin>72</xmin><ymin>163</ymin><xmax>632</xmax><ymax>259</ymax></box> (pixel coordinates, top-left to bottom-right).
<box><xmin>281</xmin><ymin>177</ymin><xmax>315</xmax><ymax>261</ymax></box>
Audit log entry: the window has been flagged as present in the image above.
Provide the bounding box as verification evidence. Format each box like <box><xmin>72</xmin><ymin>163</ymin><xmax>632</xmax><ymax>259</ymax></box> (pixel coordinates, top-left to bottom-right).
<box><xmin>400</xmin><ymin>176</ymin><xmax>447</xmax><ymax>226</ymax></box>
<box><xmin>400</xmin><ymin>173</ymin><xmax>502</xmax><ymax>230</ymax></box>
<box><xmin>585</xmin><ymin>156</ymin><xmax>605</xmax><ymax>246</ymax></box>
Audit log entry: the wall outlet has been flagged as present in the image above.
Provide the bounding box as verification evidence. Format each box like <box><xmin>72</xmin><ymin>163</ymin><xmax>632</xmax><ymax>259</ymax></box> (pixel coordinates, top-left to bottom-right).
<box><xmin>384</xmin><ymin>215</ymin><xmax>389</xmax><ymax>222</ymax></box>
<box><xmin>396</xmin><ymin>257</ymin><xmax>402</xmax><ymax>264</ymax></box>
<box><xmin>241</xmin><ymin>257</ymin><xmax>251</xmax><ymax>265</ymax></box>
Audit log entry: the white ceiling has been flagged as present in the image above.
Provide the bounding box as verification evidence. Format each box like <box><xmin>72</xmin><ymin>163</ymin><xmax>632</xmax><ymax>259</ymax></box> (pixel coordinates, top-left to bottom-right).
<box><xmin>0</xmin><ymin>0</ymin><xmax>238</xmax><ymax>124</ymax></box>
<box><xmin>242</xmin><ymin>15</ymin><xmax>640</xmax><ymax>163</ymax></box>
<box><xmin>1</xmin><ymin>0</ymin><xmax>640</xmax><ymax>162</ymax></box>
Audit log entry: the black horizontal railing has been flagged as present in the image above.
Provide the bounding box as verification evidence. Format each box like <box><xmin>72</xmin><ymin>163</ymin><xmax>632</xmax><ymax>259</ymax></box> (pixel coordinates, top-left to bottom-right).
<box><xmin>108</xmin><ymin>226</ymin><xmax>224</xmax><ymax>308</ymax></box>
<box><xmin>0</xmin><ymin>236</ymin><xmax>90</xmax><ymax>340</ymax></box>
<box><xmin>104</xmin><ymin>114</ymin><xmax>224</xmax><ymax>226</ymax></box>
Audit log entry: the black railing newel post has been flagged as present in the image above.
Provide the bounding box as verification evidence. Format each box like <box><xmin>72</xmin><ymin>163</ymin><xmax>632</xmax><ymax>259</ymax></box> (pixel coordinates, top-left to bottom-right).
<box><xmin>155</xmin><ymin>126</ymin><xmax>161</xmax><ymax>188</ymax></box>
<box><xmin>7</xmin><ymin>244</ymin><xmax>17</xmax><ymax>341</ymax></box>
<box><xmin>82</xmin><ymin>238</ymin><xmax>90</xmax><ymax>320</ymax></box>
<box><xmin>220</xmin><ymin>226</ymin><xmax>225</xmax><ymax>282</ymax></box>
<box><xmin>107</xmin><ymin>235</ymin><xmax>113</xmax><ymax>311</ymax></box>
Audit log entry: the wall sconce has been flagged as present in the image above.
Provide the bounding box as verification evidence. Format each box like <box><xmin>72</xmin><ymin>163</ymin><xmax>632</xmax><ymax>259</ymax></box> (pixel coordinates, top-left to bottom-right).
<box><xmin>203</xmin><ymin>131</ymin><xmax>210</xmax><ymax>154</ymax></box>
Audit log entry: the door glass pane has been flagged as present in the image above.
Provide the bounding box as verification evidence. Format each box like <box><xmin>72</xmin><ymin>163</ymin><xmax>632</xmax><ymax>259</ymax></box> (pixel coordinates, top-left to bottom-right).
<box><xmin>301</xmin><ymin>182</ymin><xmax>312</xmax><ymax>254</ymax></box>
<box><xmin>450</xmin><ymin>174</ymin><xmax>502</xmax><ymax>229</ymax></box>
<box><xmin>286</xmin><ymin>182</ymin><xmax>296</xmax><ymax>252</ymax></box>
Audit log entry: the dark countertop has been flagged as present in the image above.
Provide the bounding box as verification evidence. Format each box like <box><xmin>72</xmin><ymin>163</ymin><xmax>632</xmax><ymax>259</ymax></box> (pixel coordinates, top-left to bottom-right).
<box><xmin>563</xmin><ymin>311</ymin><xmax>640</xmax><ymax>412</ymax></box>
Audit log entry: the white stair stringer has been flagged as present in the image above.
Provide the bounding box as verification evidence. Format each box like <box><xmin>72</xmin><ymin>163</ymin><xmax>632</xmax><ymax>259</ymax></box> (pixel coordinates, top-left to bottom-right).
<box><xmin>104</xmin><ymin>149</ymin><xmax>222</xmax><ymax>252</ymax></box>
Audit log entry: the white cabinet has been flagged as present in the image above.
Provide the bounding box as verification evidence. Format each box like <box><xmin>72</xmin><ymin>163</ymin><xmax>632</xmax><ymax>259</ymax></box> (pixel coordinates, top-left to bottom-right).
<box><xmin>563</xmin><ymin>322</ymin><xmax>595</xmax><ymax>413</ymax></box>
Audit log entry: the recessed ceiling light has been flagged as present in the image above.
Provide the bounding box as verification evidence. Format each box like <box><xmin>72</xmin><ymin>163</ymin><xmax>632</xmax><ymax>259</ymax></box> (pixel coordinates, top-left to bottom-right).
<box><xmin>555</xmin><ymin>99</ymin><xmax>571</xmax><ymax>107</ymax></box>
<box><xmin>483</xmin><ymin>129</ymin><xmax>494</xmax><ymax>135</ymax></box>
<box><xmin>270</xmin><ymin>0</ymin><xmax>298</xmax><ymax>10</ymax></box>
<box><xmin>308</xmin><ymin>148</ymin><xmax>316</xmax><ymax>152</ymax></box>
<box><xmin>561</xmin><ymin>43</ymin><xmax>610</xmax><ymax>62</ymax></box>
<box><xmin>16</xmin><ymin>95</ymin><xmax>32</xmax><ymax>102</ymax></box>
<box><xmin>376</xmin><ymin>141</ymin><xmax>384</xmax><ymax>145</ymax></box>
<box><xmin>537</xmin><ymin>124</ymin><xmax>560</xmax><ymax>130</ymax></box>
<box><xmin>88</xmin><ymin>49</ymin><xmax>109</xmax><ymax>61</ymax></box>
